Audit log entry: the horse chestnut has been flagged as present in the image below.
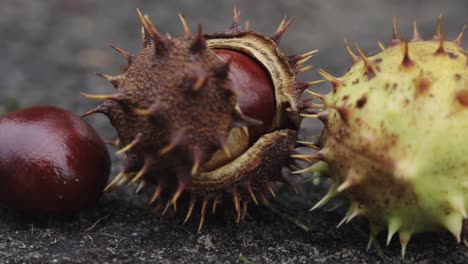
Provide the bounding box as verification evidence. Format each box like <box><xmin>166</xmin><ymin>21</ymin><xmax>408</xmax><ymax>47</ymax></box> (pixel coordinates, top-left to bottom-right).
<box><xmin>0</xmin><ymin>106</ymin><xmax>110</xmax><ymax>214</ymax></box>
<box><xmin>214</xmin><ymin>49</ymin><xmax>275</xmax><ymax>142</ymax></box>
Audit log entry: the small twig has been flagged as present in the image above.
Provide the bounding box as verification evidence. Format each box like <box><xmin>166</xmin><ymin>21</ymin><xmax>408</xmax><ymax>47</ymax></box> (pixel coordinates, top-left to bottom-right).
<box><xmin>85</xmin><ymin>215</ymin><xmax>110</xmax><ymax>232</ymax></box>
<box><xmin>87</xmin><ymin>232</ymin><xmax>125</xmax><ymax>240</ymax></box>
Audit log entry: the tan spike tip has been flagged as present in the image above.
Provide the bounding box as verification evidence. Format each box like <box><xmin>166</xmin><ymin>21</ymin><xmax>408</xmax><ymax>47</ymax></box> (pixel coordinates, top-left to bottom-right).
<box><xmin>377</xmin><ymin>41</ymin><xmax>386</xmax><ymax>51</ymax></box>
<box><xmin>344</xmin><ymin>37</ymin><xmax>359</xmax><ymax>64</ymax></box>
<box><xmin>271</xmin><ymin>17</ymin><xmax>295</xmax><ymax>43</ymax></box>
<box><xmin>245</xmin><ymin>182</ymin><xmax>258</xmax><ymax>206</ymax></box>
<box><xmin>109</xmin><ymin>45</ymin><xmax>132</xmax><ymax>62</ymax></box>
<box><xmin>96</xmin><ymin>73</ymin><xmax>124</xmax><ymax>89</ymax></box>
<box><xmin>390</xmin><ymin>16</ymin><xmax>401</xmax><ymax>46</ymax></box>
<box><xmin>197</xmin><ymin>198</ymin><xmax>209</xmax><ymax>232</ymax></box>
<box><xmin>183</xmin><ymin>198</ymin><xmax>196</xmax><ymax>224</ymax></box>
<box><xmin>454</xmin><ymin>24</ymin><xmax>466</xmax><ymax>46</ymax></box>
<box><xmin>160</xmin><ymin>129</ymin><xmax>187</xmax><ymax>156</ymax></box>
<box><xmin>115</xmin><ymin>133</ymin><xmax>142</xmax><ymax>155</ymax></box>
<box><xmin>128</xmin><ymin>159</ymin><xmax>152</xmax><ymax>186</ymax></box>
<box><xmin>80</xmin><ymin>92</ymin><xmax>125</xmax><ymax>101</ymax></box>
<box><xmin>148</xmin><ymin>184</ymin><xmax>162</xmax><ymax>206</ymax></box>
<box><xmin>104</xmin><ymin>171</ymin><xmax>126</xmax><ymax>192</ymax></box>
<box><xmin>229</xmin><ymin>4</ymin><xmax>241</xmax><ymax>30</ymax></box>
<box><xmin>412</xmin><ymin>20</ymin><xmax>423</xmax><ymax>41</ymax></box>
<box><xmin>178</xmin><ymin>13</ymin><xmax>192</xmax><ymax>38</ymax></box>
<box><xmin>354</xmin><ymin>43</ymin><xmax>376</xmax><ymax>79</ymax></box>
<box><xmin>432</xmin><ymin>15</ymin><xmax>443</xmax><ymax>41</ymax></box>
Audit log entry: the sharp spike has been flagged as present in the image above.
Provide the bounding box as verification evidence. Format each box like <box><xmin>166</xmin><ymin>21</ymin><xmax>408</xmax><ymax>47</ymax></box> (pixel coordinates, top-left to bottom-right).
<box><xmin>454</xmin><ymin>24</ymin><xmax>466</xmax><ymax>46</ymax></box>
<box><xmin>229</xmin><ymin>4</ymin><xmax>241</xmax><ymax>30</ymax></box>
<box><xmin>271</xmin><ymin>17</ymin><xmax>295</xmax><ymax>43</ymax></box>
<box><xmin>129</xmin><ymin>158</ymin><xmax>152</xmax><ymax>186</ymax></box>
<box><xmin>390</xmin><ymin>16</ymin><xmax>401</xmax><ymax>46</ymax></box>
<box><xmin>291</xmin><ymin>153</ymin><xmax>323</xmax><ymax>163</ymax></box>
<box><xmin>104</xmin><ymin>138</ymin><xmax>120</xmax><ymax>147</ymax></box>
<box><xmin>178</xmin><ymin>13</ymin><xmax>192</xmax><ymax>38</ymax></box>
<box><xmin>148</xmin><ymin>184</ymin><xmax>162</xmax><ymax>206</ymax></box>
<box><xmin>80</xmin><ymin>92</ymin><xmax>125</xmax><ymax>101</ymax></box>
<box><xmin>135</xmin><ymin>180</ymin><xmax>147</xmax><ymax>193</ymax></box>
<box><xmin>242</xmin><ymin>200</ymin><xmax>248</xmax><ymax>220</ymax></box>
<box><xmin>244</xmin><ymin>20</ymin><xmax>251</xmax><ymax>31</ymax></box>
<box><xmin>344</xmin><ymin>38</ymin><xmax>359</xmax><ymax>64</ymax></box>
<box><xmin>435</xmin><ymin>32</ymin><xmax>446</xmax><ymax>55</ymax></box>
<box><xmin>451</xmin><ymin>196</ymin><xmax>467</xmax><ymax>218</ymax></box>
<box><xmin>433</xmin><ymin>15</ymin><xmax>443</xmax><ymax>41</ymax></box>
<box><xmin>317</xmin><ymin>68</ymin><xmax>342</xmax><ymax>90</ymax></box>
<box><xmin>134</xmin><ymin>101</ymin><xmax>163</xmax><ymax>117</ymax></box>
<box><xmin>297</xmin><ymin>141</ymin><xmax>320</xmax><ymax>149</ymax></box>
<box><xmin>387</xmin><ymin>218</ymin><xmax>402</xmax><ymax>246</ymax></box>
<box><xmin>354</xmin><ymin>43</ymin><xmax>376</xmax><ymax>79</ymax></box>
<box><xmin>293</xmin><ymin>161</ymin><xmax>328</xmax><ymax>175</ymax></box>
<box><xmin>80</xmin><ymin>105</ymin><xmax>105</xmax><ymax>118</ymax></box>
<box><xmin>109</xmin><ymin>45</ymin><xmax>132</xmax><ymax>63</ymax></box>
<box><xmin>266</xmin><ymin>184</ymin><xmax>276</xmax><ymax>198</ymax></box>
<box><xmin>162</xmin><ymin>201</ymin><xmax>172</xmax><ymax>216</ymax></box>
<box><xmin>170</xmin><ymin>181</ymin><xmax>186</xmax><ymax>206</ymax></box>
<box><xmin>192</xmin><ymin>69</ymin><xmax>208</xmax><ymax>91</ymax></box>
<box><xmin>96</xmin><ymin>73</ymin><xmax>124</xmax><ymax>89</ymax></box>
<box><xmin>293</xmin><ymin>55</ymin><xmax>314</xmax><ymax>70</ymax></box>
<box><xmin>233</xmin><ymin>190</ymin><xmax>241</xmax><ymax>223</ymax></box>
<box><xmin>160</xmin><ymin>129</ymin><xmax>187</xmax><ymax>156</ymax></box>
<box><xmin>191</xmin><ymin>146</ymin><xmax>204</xmax><ymax>176</ymax></box>
<box><xmin>401</xmin><ymin>41</ymin><xmax>414</xmax><ymax>67</ymax></box>
<box><xmin>412</xmin><ymin>20</ymin><xmax>423</xmax><ymax>41</ymax></box>
<box><xmin>183</xmin><ymin>197</ymin><xmax>196</xmax><ymax>224</ymax></box>
<box><xmin>377</xmin><ymin>41</ymin><xmax>386</xmax><ymax>51</ymax></box>
<box><xmin>295</xmin><ymin>65</ymin><xmax>313</xmax><ymax>74</ymax></box>
<box><xmin>115</xmin><ymin>133</ymin><xmax>142</xmax><ymax>155</ymax></box>
<box><xmin>259</xmin><ymin>192</ymin><xmax>270</xmax><ymax>206</ymax></box>
<box><xmin>218</xmin><ymin>136</ymin><xmax>232</xmax><ymax>159</ymax></box>
<box><xmin>212</xmin><ymin>196</ymin><xmax>221</xmax><ymax>214</ymax></box>
<box><xmin>142</xmin><ymin>15</ymin><xmax>169</xmax><ymax>56</ymax></box>
<box><xmin>104</xmin><ymin>171</ymin><xmax>126</xmax><ymax>192</ymax></box>
<box><xmin>310</xmin><ymin>187</ymin><xmax>337</xmax><ymax>211</ymax></box>
<box><xmin>336</xmin><ymin>205</ymin><xmax>355</xmax><ymax>228</ymax></box>
<box><xmin>366</xmin><ymin>233</ymin><xmax>375</xmax><ymax>251</ymax></box>
<box><xmin>190</xmin><ymin>24</ymin><xmax>207</xmax><ymax>54</ymax></box>
<box><xmin>245</xmin><ymin>182</ymin><xmax>258</xmax><ymax>206</ymax></box>
<box><xmin>443</xmin><ymin>213</ymin><xmax>463</xmax><ymax>242</ymax></box>
<box><xmin>197</xmin><ymin>198</ymin><xmax>209</xmax><ymax>232</ymax></box>
<box><xmin>336</xmin><ymin>173</ymin><xmax>358</xmax><ymax>192</ymax></box>
<box><xmin>305</xmin><ymin>90</ymin><xmax>325</xmax><ymax>101</ymax></box>
<box><xmin>277</xmin><ymin>175</ymin><xmax>299</xmax><ymax>194</ymax></box>
<box><xmin>399</xmin><ymin>231</ymin><xmax>412</xmax><ymax>259</ymax></box>
<box><xmin>295</xmin><ymin>80</ymin><xmax>325</xmax><ymax>93</ymax></box>
<box><xmin>289</xmin><ymin>50</ymin><xmax>319</xmax><ymax>66</ymax></box>
<box><xmin>136</xmin><ymin>9</ymin><xmax>152</xmax><ymax>46</ymax></box>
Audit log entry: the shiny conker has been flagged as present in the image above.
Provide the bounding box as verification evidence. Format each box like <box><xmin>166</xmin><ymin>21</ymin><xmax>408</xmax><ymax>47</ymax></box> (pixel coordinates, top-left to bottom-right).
<box><xmin>214</xmin><ymin>49</ymin><xmax>276</xmax><ymax>142</ymax></box>
<box><xmin>0</xmin><ymin>106</ymin><xmax>110</xmax><ymax>214</ymax></box>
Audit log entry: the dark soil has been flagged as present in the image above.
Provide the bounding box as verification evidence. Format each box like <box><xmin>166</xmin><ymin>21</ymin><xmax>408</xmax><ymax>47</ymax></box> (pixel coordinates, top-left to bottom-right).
<box><xmin>0</xmin><ymin>0</ymin><xmax>467</xmax><ymax>263</ymax></box>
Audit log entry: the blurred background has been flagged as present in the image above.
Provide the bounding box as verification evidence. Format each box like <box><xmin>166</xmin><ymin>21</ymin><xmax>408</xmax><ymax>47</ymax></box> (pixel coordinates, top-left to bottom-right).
<box><xmin>0</xmin><ymin>0</ymin><xmax>467</xmax><ymax>263</ymax></box>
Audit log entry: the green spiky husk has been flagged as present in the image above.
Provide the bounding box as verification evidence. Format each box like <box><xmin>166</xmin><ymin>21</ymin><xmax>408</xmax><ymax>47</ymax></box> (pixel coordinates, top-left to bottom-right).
<box><xmin>305</xmin><ymin>20</ymin><xmax>467</xmax><ymax>254</ymax></box>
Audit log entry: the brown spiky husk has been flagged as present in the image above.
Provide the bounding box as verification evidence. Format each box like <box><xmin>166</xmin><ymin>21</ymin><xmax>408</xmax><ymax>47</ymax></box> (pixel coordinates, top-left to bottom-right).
<box><xmin>84</xmin><ymin>8</ymin><xmax>319</xmax><ymax>231</ymax></box>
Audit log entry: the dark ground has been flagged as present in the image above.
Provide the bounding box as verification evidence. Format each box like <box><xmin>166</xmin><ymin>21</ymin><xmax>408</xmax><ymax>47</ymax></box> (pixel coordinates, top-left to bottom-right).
<box><xmin>0</xmin><ymin>0</ymin><xmax>467</xmax><ymax>263</ymax></box>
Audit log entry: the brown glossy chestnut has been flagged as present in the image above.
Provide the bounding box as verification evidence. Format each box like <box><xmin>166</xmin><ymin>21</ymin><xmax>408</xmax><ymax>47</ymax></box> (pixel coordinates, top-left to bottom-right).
<box><xmin>214</xmin><ymin>49</ymin><xmax>276</xmax><ymax>142</ymax></box>
<box><xmin>0</xmin><ymin>106</ymin><xmax>110</xmax><ymax>214</ymax></box>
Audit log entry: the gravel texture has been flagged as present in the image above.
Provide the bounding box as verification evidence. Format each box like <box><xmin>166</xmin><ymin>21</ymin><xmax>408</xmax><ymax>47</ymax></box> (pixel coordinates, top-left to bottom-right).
<box><xmin>0</xmin><ymin>0</ymin><xmax>467</xmax><ymax>263</ymax></box>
